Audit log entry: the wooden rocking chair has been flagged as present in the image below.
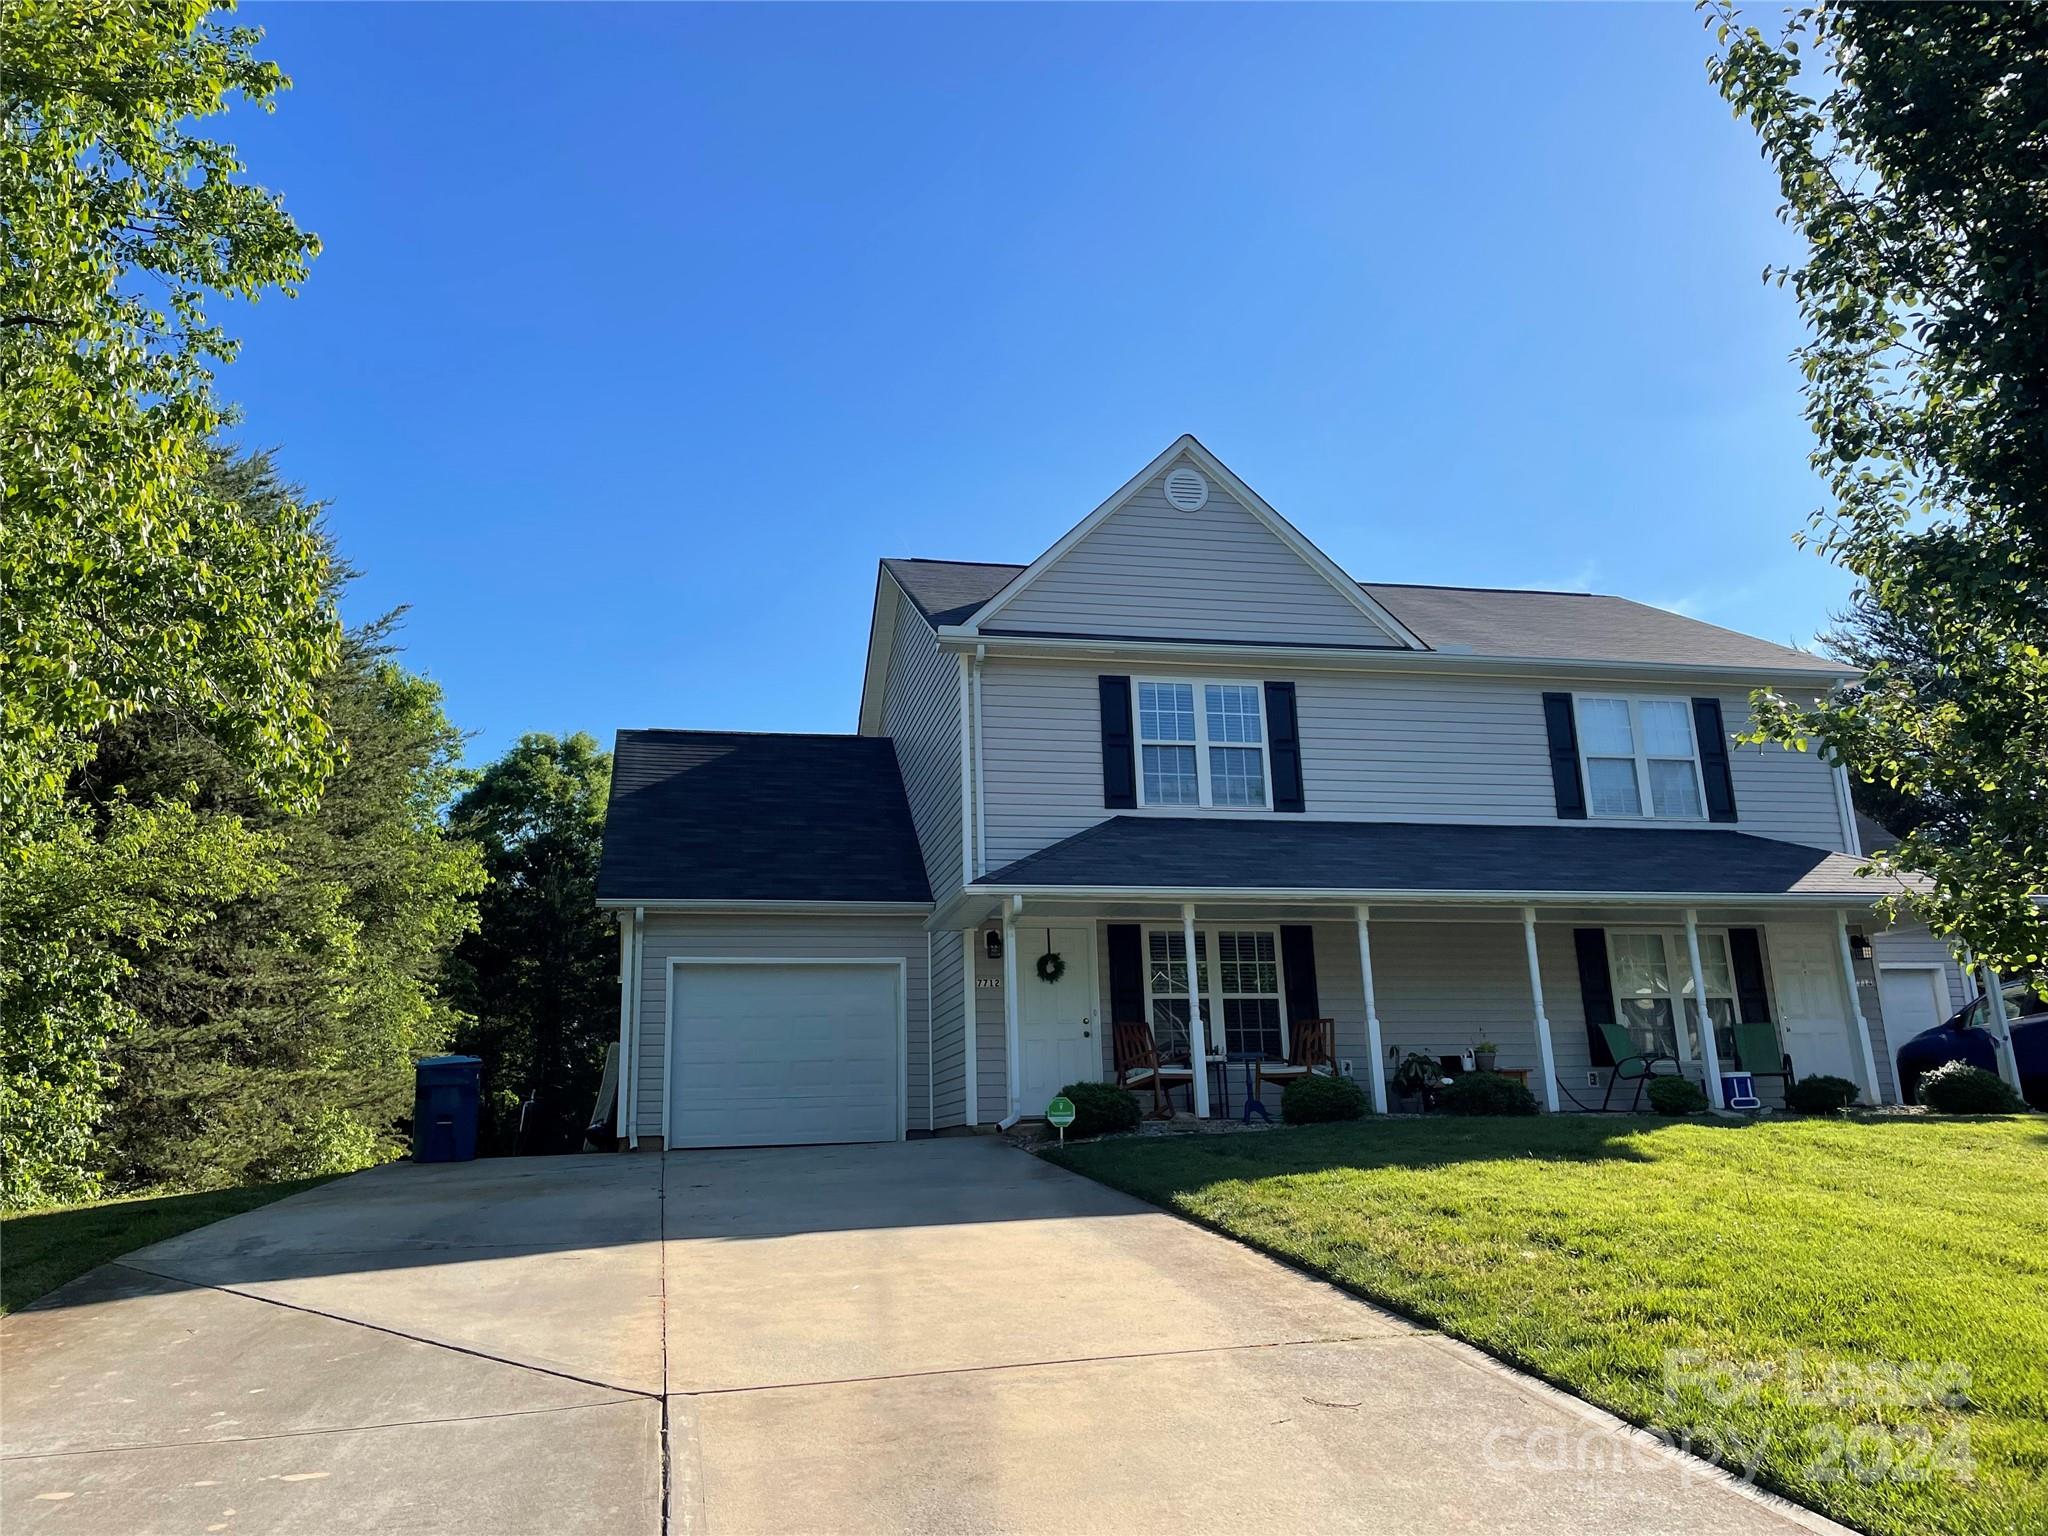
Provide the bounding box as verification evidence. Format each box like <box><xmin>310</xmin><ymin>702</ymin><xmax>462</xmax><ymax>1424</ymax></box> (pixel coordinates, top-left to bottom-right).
<box><xmin>1256</xmin><ymin>1019</ymin><xmax>1337</xmax><ymax>1097</ymax></box>
<box><xmin>1112</xmin><ymin>1021</ymin><xmax>1195</xmax><ymax>1118</ymax></box>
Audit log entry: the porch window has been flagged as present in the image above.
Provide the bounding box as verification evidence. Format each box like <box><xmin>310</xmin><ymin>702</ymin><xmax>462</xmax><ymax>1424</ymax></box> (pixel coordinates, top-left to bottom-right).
<box><xmin>1135</xmin><ymin>680</ymin><xmax>1268</xmax><ymax>809</ymax></box>
<box><xmin>1145</xmin><ymin>927</ymin><xmax>1286</xmax><ymax>1059</ymax></box>
<box><xmin>1575</xmin><ymin>696</ymin><xmax>1706</xmax><ymax>820</ymax></box>
<box><xmin>1609</xmin><ymin>929</ymin><xmax>1740</xmax><ymax>1061</ymax></box>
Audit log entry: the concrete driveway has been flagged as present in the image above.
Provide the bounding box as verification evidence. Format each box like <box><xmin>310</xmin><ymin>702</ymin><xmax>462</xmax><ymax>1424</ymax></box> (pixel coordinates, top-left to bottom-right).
<box><xmin>2</xmin><ymin>1139</ymin><xmax>1842</xmax><ymax>1535</ymax></box>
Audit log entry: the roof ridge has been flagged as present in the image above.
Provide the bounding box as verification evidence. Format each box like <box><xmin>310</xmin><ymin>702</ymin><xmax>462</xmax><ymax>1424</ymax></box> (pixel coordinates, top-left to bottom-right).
<box><xmin>1363</xmin><ymin>580</ymin><xmax>1601</xmax><ymax>598</ymax></box>
<box><xmin>883</xmin><ymin>556</ymin><xmax>1028</xmax><ymax>570</ymax></box>
<box><xmin>621</xmin><ymin>727</ymin><xmax>883</xmax><ymax>742</ymax></box>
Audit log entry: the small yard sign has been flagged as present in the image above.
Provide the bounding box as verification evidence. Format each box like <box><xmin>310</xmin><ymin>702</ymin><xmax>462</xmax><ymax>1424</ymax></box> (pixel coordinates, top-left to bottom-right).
<box><xmin>1045</xmin><ymin>1095</ymin><xmax>1076</xmax><ymax>1144</ymax></box>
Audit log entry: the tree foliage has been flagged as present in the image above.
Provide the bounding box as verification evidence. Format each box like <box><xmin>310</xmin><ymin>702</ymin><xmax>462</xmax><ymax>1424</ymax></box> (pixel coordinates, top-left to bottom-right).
<box><xmin>2</xmin><ymin>0</ymin><xmax>339</xmax><ymax>813</ymax></box>
<box><xmin>82</xmin><ymin>461</ymin><xmax>483</xmax><ymax>1192</ymax></box>
<box><xmin>444</xmin><ymin>734</ymin><xmax>615</xmax><ymax>1154</ymax></box>
<box><xmin>1710</xmin><ymin>3</ymin><xmax>2047</xmax><ymax>980</ymax></box>
<box><xmin>1</xmin><ymin>2</ymin><xmax>343</xmax><ymax>1205</ymax></box>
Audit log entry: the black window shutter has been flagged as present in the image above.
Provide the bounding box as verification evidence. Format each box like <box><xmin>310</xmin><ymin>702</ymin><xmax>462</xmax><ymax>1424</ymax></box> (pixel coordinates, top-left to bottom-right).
<box><xmin>1264</xmin><ymin>681</ymin><xmax>1305</xmax><ymax>813</ymax></box>
<box><xmin>1280</xmin><ymin>926</ymin><xmax>1320</xmax><ymax>1023</ymax></box>
<box><xmin>1107</xmin><ymin>924</ymin><xmax>1145</xmax><ymax>1023</ymax></box>
<box><xmin>1099</xmin><ymin>675</ymin><xmax>1136</xmax><ymax>809</ymax></box>
<box><xmin>1542</xmin><ymin>693</ymin><xmax>1587</xmax><ymax>819</ymax></box>
<box><xmin>1692</xmin><ymin>697</ymin><xmax>1739</xmax><ymax>823</ymax></box>
<box><xmin>1574</xmin><ymin>927</ymin><xmax>1617</xmax><ymax>1067</ymax></box>
<box><xmin>1729</xmin><ymin>928</ymin><xmax>1771</xmax><ymax>1022</ymax></box>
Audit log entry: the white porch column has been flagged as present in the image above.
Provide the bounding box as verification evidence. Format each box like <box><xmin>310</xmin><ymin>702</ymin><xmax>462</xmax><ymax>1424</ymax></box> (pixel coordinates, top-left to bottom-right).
<box><xmin>1835</xmin><ymin>910</ymin><xmax>1885</xmax><ymax>1104</ymax></box>
<box><xmin>1183</xmin><ymin>903</ymin><xmax>1211</xmax><ymax>1118</ymax></box>
<box><xmin>1355</xmin><ymin>905</ymin><xmax>1388</xmax><ymax>1115</ymax></box>
<box><xmin>1684</xmin><ymin>910</ymin><xmax>1727</xmax><ymax>1110</ymax></box>
<box><xmin>1001</xmin><ymin>898</ymin><xmax>1022</xmax><ymax>1121</ymax></box>
<box><xmin>1521</xmin><ymin>906</ymin><xmax>1560</xmax><ymax>1112</ymax></box>
<box><xmin>961</xmin><ymin>928</ymin><xmax>979</xmax><ymax>1127</ymax></box>
<box><xmin>1981</xmin><ymin>965</ymin><xmax>2027</xmax><ymax>1096</ymax></box>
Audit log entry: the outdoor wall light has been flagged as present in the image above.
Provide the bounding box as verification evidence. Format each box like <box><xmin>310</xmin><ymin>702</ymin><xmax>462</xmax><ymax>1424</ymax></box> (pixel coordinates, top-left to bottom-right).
<box><xmin>985</xmin><ymin>930</ymin><xmax>1004</xmax><ymax>961</ymax></box>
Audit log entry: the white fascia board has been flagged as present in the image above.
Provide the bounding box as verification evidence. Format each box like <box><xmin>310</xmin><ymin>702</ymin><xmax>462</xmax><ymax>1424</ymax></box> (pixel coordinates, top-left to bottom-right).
<box><xmin>856</xmin><ymin>566</ymin><xmax>908</xmax><ymax>737</ymax></box>
<box><xmin>961</xmin><ymin>434</ymin><xmax>1427</xmax><ymax>650</ymax></box>
<box><xmin>961</xmin><ymin>884</ymin><xmax>1895</xmax><ymax>909</ymax></box>
<box><xmin>933</xmin><ymin>628</ymin><xmax>1854</xmax><ymax>690</ymax></box>
<box><xmin>595</xmin><ymin>899</ymin><xmax>934</xmax><ymax>916</ymax></box>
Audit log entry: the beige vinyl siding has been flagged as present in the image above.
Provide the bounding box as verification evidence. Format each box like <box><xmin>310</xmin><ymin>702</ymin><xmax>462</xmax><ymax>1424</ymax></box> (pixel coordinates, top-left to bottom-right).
<box><xmin>634</xmin><ymin>913</ymin><xmax>930</xmax><ymax>1141</ymax></box>
<box><xmin>992</xmin><ymin>465</ymin><xmax>1405</xmax><ymax>648</ymax></box>
<box><xmin>878</xmin><ymin>582</ymin><xmax>964</xmax><ymax>905</ymax></box>
<box><xmin>979</xmin><ymin>658</ymin><xmax>1851</xmax><ymax>869</ymax></box>
<box><xmin>929</xmin><ymin>928</ymin><xmax>968</xmax><ymax>1129</ymax></box>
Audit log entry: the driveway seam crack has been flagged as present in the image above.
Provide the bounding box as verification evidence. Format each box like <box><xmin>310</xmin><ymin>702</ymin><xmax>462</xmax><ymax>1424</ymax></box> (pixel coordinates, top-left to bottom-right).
<box><xmin>0</xmin><ymin>1398</ymin><xmax>641</xmax><ymax>1462</ymax></box>
<box><xmin>673</xmin><ymin>1330</ymin><xmax>1433</xmax><ymax>1397</ymax></box>
<box><xmin>106</xmin><ymin>1260</ymin><xmax>659</xmax><ymax>1400</ymax></box>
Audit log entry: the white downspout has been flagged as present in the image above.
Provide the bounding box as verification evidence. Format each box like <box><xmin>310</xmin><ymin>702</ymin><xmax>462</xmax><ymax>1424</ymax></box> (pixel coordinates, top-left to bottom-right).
<box><xmin>615</xmin><ymin>913</ymin><xmax>633</xmax><ymax>1144</ymax></box>
<box><xmin>955</xmin><ymin>653</ymin><xmax>974</xmax><ymax>893</ymax></box>
<box><xmin>972</xmin><ymin>646</ymin><xmax>988</xmax><ymax>878</ymax></box>
<box><xmin>627</xmin><ymin>905</ymin><xmax>645</xmax><ymax>1147</ymax></box>
<box><xmin>998</xmin><ymin>895</ymin><xmax>1023</xmax><ymax>1128</ymax></box>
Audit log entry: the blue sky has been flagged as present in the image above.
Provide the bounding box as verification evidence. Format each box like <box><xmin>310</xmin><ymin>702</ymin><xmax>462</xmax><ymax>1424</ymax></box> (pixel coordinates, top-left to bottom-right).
<box><xmin>225</xmin><ymin>2</ymin><xmax>1846</xmax><ymax>765</ymax></box>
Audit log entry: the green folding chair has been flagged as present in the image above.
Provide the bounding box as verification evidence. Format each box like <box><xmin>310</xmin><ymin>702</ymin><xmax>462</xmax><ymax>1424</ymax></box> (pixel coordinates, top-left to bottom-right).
<box><xmin>1732</xmin><ymin>1020</ymin><xmax>1793</xmax><ymax>1092</ymax></box>
<box><xmin>1598</xmin><ymin>1021</ymin><xmax>1682</xmax><ymax>1111</ymax></box>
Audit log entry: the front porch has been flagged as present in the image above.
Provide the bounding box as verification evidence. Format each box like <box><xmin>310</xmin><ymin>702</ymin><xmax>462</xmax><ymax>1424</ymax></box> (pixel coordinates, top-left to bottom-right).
<box><xmin>971</xmin><ymin>896</ymin><xmax>1892</xmax><ymax>1122</ymax></box>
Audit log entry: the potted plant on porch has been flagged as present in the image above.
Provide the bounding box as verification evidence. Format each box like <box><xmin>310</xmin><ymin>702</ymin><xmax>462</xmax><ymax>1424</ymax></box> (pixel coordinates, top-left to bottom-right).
<box><xmin>1473</xmin><ymin>1040</ymin><xmax>1498</xmax><ymax>1073</ymax></box>
<box><xmin>1391</xmin><ymin>1051</ymin><xmax>1444</xmax><ymax>1113</ymax></box>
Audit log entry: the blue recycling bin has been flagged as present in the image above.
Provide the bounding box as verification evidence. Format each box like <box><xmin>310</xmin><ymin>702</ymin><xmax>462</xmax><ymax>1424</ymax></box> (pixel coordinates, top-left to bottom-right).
<box><xmin>412</xmin><ymin>1055</ymin><xmax>482</xmax><ymax>1162</ymax></box>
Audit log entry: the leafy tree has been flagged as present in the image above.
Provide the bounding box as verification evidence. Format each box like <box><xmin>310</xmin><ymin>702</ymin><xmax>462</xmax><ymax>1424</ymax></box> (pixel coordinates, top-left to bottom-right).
<box><xmin>2</xmin><ymin>0</ymin><xmax>338</xmax><ymax>812</ymax></box>
<box><xmin>1</xmin><ymin>2</ymin><xmax>338</xmax><ymax>1204</ymax></box>
<box><xmin>1710</xmin><ymin>3</ymin><xmax>2047</xmax><ymax>982</ymax></box>
<box><xmin>445</xmin><ymin>735</ymin><xmax>616</xmax><ymax>1154</ymax></box>
<box><xmin>82</xmin><ymin>460</ymin><xmax>483</xmax><ymax>1191</ymax></box>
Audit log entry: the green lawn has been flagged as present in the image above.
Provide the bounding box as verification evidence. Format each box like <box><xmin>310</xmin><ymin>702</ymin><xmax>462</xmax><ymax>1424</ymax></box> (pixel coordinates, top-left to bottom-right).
<box><xmin>1</xmin><ymin>1177</ymin><xmax>337</xmax><ymax>1315</ymax></box>
<box><xmin>1050</xmin><ymin>1116</ymin><xmax>2047</xmax><ymax>1536</ymax></box>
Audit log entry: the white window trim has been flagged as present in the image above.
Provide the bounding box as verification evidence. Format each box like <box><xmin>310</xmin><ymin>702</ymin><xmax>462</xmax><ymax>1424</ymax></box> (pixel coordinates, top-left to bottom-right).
<box><xmin>1141</xmin><ymin>923</ymin><xmax>1291</xmax><ymax>1059</ymax></box>
<box><xmin>1604</xmin><ymin>926</ymin><xmax>1754</xmax><ymax>1061</ymax></box>
<box><xmin>1133</xmin><ymin>677</ymin><xmax>1271</xmax><ymax>811</ymax></box>
<box><xmin>1574</xmin><ymin>694</ymin><xmax>1711</xmax><ymax>822</ymax></box>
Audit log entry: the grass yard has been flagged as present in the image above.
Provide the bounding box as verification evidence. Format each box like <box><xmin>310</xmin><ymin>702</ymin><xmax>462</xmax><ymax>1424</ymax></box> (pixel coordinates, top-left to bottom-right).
<box><xmin>1</xmin><ymin>1176</ymin><xmax>337</xmax><ymax>1315</ymax></box>
<box><xmin>1050</xmin><ymin>1116</ymin><xmax>2047</xmax><ymax>1536</ymax></box>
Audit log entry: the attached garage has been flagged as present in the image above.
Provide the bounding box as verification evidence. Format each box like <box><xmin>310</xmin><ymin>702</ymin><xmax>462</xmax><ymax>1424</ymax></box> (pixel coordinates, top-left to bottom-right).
<box><xmin>598</xmin><ymin>730</ymin><xmax>936</xmax><ymax>1149</ymax></box>
<box><xmin>667</xmin><ymin>960</ymin><xmax>904</xmax><ymax>1148</ymax></box>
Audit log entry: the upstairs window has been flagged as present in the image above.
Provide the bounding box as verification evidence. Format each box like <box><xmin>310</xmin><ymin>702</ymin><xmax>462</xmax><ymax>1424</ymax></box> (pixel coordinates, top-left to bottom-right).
<box><xmin>1136</xmin><ymin>680</ymin><xmax>1268</xmax><ymax>809</ymax></box>
<box><xmin>1575</xmin><ymin>696</ymin><xmax>1705</xmax><ymax>820</ymax></box>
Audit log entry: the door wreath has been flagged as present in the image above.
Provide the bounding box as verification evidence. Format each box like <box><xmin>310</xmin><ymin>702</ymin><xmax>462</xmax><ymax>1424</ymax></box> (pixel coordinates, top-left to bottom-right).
<box><xmin>1034</xmin><ymin>933</ymin><xmax>1067</xmax><ymax>984</ymax></box>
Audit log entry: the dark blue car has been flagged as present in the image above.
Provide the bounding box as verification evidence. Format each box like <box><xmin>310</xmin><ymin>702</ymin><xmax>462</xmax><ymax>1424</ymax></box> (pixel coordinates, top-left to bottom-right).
<box><xmin>1895</xmin><ymin>977</ymin><xmax>2046</xmax><ymax>1108</ymax></box>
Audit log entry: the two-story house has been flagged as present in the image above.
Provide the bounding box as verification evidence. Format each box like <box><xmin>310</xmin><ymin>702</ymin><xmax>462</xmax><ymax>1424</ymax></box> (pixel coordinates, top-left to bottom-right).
<box><xmin>596</xmin><ymin>436</ymin><xmax>1968</xmax><ymax>1148</ymax></box>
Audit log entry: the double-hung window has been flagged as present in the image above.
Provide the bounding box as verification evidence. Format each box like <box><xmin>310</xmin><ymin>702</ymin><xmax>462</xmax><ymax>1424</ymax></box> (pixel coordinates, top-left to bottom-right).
<box><xmin>1136</xmin><ymin>680</ymin><xmax>1268</xmax><ymax>808</ymax></box>
<box><xmin>1144</xmin><ymin>926</ymin><xmax>1287</xmax><ymax>1059</ymax></box>
<box><xmin>1609</xmin><ymin>929</ymin><xmax>1741</xmax><ymax>1063</ymax></box>
<box><xmin>1575</xmin><ymin>696</ymin><xmax>1706</xmax><ymax>820</ymax></box>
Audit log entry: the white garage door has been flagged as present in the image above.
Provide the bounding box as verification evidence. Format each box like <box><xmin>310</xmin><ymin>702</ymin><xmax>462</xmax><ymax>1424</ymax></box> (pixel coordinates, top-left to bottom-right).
<box><xmin>668</xmin><ymin>962</ymin><xmax>901</xmax><ymax>1149</ymax></box>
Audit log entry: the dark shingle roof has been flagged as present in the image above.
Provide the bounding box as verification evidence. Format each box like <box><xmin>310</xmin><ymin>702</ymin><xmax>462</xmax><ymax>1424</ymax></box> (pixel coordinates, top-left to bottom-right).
<box><xmin>598</xmin><ymin>731</ymin><xmax>931</xmax><ymax>904</ymax></box>
<box><xmin>881</xmin><ymin>559</ymin><xmax>1843</xmax><ymax>675</ymax></box>
<box><xmin>979</xmin><ymin>816</ymin><xmax>1887</xmax><ymax>900</ymax></box>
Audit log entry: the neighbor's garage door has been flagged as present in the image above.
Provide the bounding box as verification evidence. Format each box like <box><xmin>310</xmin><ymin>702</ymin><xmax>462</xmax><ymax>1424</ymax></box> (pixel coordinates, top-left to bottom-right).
<box><xmin>668</xmin><ymin>962</ymin><xmax>901</xmax><ymax>1148</ymax></box>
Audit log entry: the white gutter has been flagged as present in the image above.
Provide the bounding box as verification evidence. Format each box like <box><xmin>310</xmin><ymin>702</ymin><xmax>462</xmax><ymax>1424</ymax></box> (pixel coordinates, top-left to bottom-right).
<box><xmin>595</xmin><ymin>899</ymin><xmax>933</xmax><ymax>915</ymax></box>
<box><xmin>957</xmin><ymin>884</ymin><xmax>1902</xmax><ymax>909</ymax></box>
<box><xmin>933</xmin><ymin>627</ymin><xmax>1855</xmax><ymax>689</ymax></box>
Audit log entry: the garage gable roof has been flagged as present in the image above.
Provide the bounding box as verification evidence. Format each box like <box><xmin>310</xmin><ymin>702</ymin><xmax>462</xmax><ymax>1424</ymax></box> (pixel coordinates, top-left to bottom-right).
<box><xmin>598</xmin><ymin>730</ymin><xmax>932</xmax><ymax>905</ymax></box>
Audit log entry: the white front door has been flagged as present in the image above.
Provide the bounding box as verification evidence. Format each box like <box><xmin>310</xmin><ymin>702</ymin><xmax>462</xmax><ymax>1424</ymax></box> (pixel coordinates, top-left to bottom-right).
<box><xmin>1769</xmin><ymin>927</ymin><xmax>1859</xmax><ymax>1085</ymax></box>
<box><xmin>1017</xmin><ymin>925</ymin><xmax>1098</xmax><ymax>1117</ymax></box>
<box><xmin>1878</xmin><ymin>967</ymin><xmax>1949</xmax><ymax>1044</ymax></box>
